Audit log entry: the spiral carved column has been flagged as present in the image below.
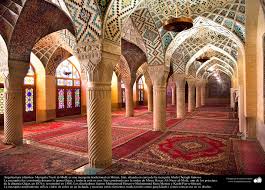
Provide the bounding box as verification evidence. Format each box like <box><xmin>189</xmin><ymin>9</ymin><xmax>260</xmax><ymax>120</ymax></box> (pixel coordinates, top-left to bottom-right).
<box><xmin>87</xmin><ymin>83</ymin><xmax>112</xmax><ymax>168</ymax></box>
<box><xmin>196</xmin><ymin>83</ymin><xmax>202</xmax><ymax>108</ymax></box>
<box><xmin>4</xmin><ymin>86</ymin><xmax>24</xmax><ymax>145</ymax></box>
<box><xmin>153</xmin><ymin>85</ymin><xmax>167</xmax><ymax>131</ymax></box>
<box><xmin>147</xmin><ymin>85</ymin><xmax>153</xmax><ymax>112</ymax></box>
<box><xmin>125</xmin><ymin>83</ymin><xmax>134</xmax><ymax>117</ymax></box>
<box><xmin>187</xmin><ymin>81</ymin><xmax>196</xmax><ymax>112</ymax></box>
<box><xmin>4</xmin><ymin>60</ymin><xmax>28</xmax><ymax>145</ymax></box>
<box><xmin>176</xmin><ymin>78</ymin><xmax>186</xmax><ymax>118</ymax></box>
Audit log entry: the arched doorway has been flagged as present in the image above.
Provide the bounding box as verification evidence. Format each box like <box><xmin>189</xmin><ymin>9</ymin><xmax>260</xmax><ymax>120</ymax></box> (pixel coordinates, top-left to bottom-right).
<box><xmin>121</xmin><ymin>81</ymin><xmax>126</xmax><ymax>108</ymax></box>
<box><xmin>56</xmin><ymin>60</ymin><xmax>81</xmax><ymax>117</ymax></box>
<box><xmin>23</xmin><ymin>65</ymin><xmax>36</xmax><ymax>122</ymax></box>
<box><xmin>137</xmin><ymin>76</ymin><xmax>144</xmax><ymax>105</ymax></box>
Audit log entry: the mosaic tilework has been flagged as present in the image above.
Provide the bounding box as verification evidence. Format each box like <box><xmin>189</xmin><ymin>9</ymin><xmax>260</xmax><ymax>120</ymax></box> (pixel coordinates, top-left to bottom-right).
<box><xmin>97</xmin><ymin>0</ymin><xmax>111</xmax><ymax>15</ymax></box>
<box><xmin>104</xmin><ymin>0</ymin><xmax>142</xmax><ymax>43</ymax></box>
<box><xmin>165</xmin><ymin>16</ymin><xmax>243</xmax><ymax>67</ymax></box>
<box><xmin>196</xmin><ymin>58</ymin><xmax>234</xmax><ymax>79</ymax></box>
<box><xmin>130</xmin><ymin>8</ymin><xmax>165</xmax><ymax>65</ymax></box>
<box><xmin>64</xmin><ymin>0</ymin><xmax>102</xmax><ymax>42</ymax></box>
<box><xmin>122</xmin><ymin>39</ymin><xmax>147</xmax><ymax>76</ymax></box>
<box><xmin>119</xmin><ymin>55</ymin><xmax>131</xmax><ymax>83</ymax></box>
<box><xmin>122</xmin><ymin>17</ymin><xmax>146</xmax><ymax>54</ymax></box>
<box><xmin>0</xmin><ymin>0</ymin><xmax>26</xmax><ymax>44</ymax></box>
<box><xmin>136</xmin><ymin>62</ymin><xmax>148</xmax><ymax>81</ymax></box>
<box><xmin>32</xmin><ymin>30</ymin><xmax>75</xmax><ymax>69</ymax></box>
<box><xmin>104</xmin><ymin>0</ymin><xmax>245</xmax><ymax>46</ymax></box>
<box><xmin>170</xmin><ymin>28</ymin><xmax>237</xmax><ymax>74</ymax></box>
<box><xmin>185</xmin><ymin>47</ymin><xmax>236</xmax><ymax>78</ymax></box>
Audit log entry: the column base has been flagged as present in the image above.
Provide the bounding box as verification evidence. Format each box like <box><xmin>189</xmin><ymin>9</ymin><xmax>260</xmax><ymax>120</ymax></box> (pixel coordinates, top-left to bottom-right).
<box><xmin>3</xmin><ymin>138</ymin><xmax>23</xmax><ymax>146</ymax></box>
<box><xmin>88</xmin><ymin>158</ymin><xmax>112</xmax><ymax>169</ymax></box>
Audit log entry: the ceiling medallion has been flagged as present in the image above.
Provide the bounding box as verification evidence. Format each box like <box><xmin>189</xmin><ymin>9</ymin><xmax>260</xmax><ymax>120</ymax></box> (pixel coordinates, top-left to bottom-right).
<box><xmin>163</xmin><ymin>0</ymin><xmax>193</xmax><ymax>32</ymax></box>
<box><xmin>163</xmin><ymin>17</ymin><xmax>193</xmax><ymax>32</ymax></box>
<box><xmin>196</xmin><ymin>56</ymin><xmax>210</xmax><ymax>63</ymax></box>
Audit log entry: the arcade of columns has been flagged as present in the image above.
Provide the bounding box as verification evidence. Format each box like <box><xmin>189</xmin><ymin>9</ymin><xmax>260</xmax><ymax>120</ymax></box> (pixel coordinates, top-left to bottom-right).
<box><xmin>1</xmin><ymin>0</ymin><xmax>264</xmax><ymax>169</ymax></box>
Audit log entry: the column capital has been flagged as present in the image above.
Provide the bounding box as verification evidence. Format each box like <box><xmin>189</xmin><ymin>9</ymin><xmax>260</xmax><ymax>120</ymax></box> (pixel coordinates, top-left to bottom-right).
<box><xmin>77</xmin><ymin>41</ymin><xmax>120</xmax><ymax>83</ymax></box>
<box><xmin>175</xmin><ymin>75</ymin><xmax>186</xmax><ymax>89</ymax></box>
<box><xmin>172</xmin><ymin>73</ymin><xmax>186</xmax><ymax>81</ymax></box>
<box><xmin>148</xmin><ymin>65</ymin><xmax>169</xmax><ymax>87</ymax></box>
<box><xmin>195</xmin><ymin>79</ymin><xmax>204</xmax><ymax>87</ymax></box>
<box><xmin>5</xmin><ymin>59</ymin><xmax>29</xmax><ymax>89</ymax></box>
<box><xmin>187</xmin><ymin>78</ymin><xmax>196</xmax><ymax>87</ymax></box>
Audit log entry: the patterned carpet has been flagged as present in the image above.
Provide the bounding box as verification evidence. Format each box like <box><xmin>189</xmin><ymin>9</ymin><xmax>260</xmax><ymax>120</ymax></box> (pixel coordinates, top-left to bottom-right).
<box><xmin>101</xmin><ymin>132</ymin><xmax>238</xmax><ymax>175</ymax></box>
<box><xmin>112</xmin><ymin>131</ymin><xmax>163</xmax><ymax>159</ymax></box>
<box><xmin>170</xmin><ymin>118</ymin><xmax>238</xmax><ymax>136</ymax></box>
<box><xmin>24</xmin><ymin>124</ymin><xmax>86</xmax><ymax>142</ymax></box>
<box><xmin>0</xmin><ymin>144</ymin><xmax>88</xmax><ymax>175</ymax></box>
<box><xmin>190</xmin><ymin>111</ymin><xmax>233</xmax><ymax>120</ymax></box>
<box><xmin>0</xmin><ymin>141</ymin><xmax>13</xmax><ymax>152</ymax></box>
<box><xmin>233</xmin><ymin>139</ymin><xmax>265</xmax><ymax>175</ymax></box>
<box><xmin>1</xmin><ymin>104</ymin><xmax>264</xmax><ymax>175</ymax></box>
<box><xmin>39</xmin><ymin>127</ymin><xmax>148</xmax><ymax>153</ymax></box>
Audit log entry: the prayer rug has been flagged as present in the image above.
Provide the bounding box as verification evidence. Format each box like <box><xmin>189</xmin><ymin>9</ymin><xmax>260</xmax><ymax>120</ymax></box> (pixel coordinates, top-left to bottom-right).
<box><xmin>233</xmin><ymin>139</ymin><xmax>265</xmax><ymax>175</ymax></box>
<box><xmin>39</xmin><ymin>127</ymin><xmax>148</xmax><ymax>153</ymax></box>
<box><xmin>123</xmin><ymin>132</ymin><xmax>238</xmax><ymax>175</ymax></box>
<box><xmin>0</xmin><ymin>144</ymin><xmax>88</xmax><ymax>175</ymax></box>
<box><xmin>170</xmin><ymin>118</ymin><xmax>238</xmax><ymax>136</ymax></box>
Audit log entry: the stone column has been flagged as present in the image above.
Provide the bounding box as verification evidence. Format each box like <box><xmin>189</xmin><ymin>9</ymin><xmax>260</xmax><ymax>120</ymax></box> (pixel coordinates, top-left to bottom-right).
<box><xmin>148</xmin><ymin>65</ymin><xmax>169</xmax><ymax>132</ymax></box>
<box><xmin>147</xmin><ymin>85</ymin><xmax>153</xmax><ymax>112</ymax></box>
<box><xmin>187</xmin><ymin>79</ymin><xmax>196</xmax><ymax>112</ymax></box>
<box><xmin>4</xmin><ymin>61</ymin><xmax>29</xmax><ymax>145</ymax></box>
<box><xmin>77</xmin><ymin>41</ymin><xmax>120</xmax><ymax>168</ymax></box>
<box><xmin>153</xmin><ymin>84</ymin><xmax>167</xmax><ymax>131</ymax></box>
<box><xmin>87</xmin><ymin>82</ymin><xmax>112</xmax><ymax>168</ymax></box>
<box><xmin>125</xmin><ymin>83</ymin><xmax>134</xmax><ymax>117</ymax></box>
<box><xmin>176</xmin><ymin>77</ymin><xmax>186</xmax><ymax>118</ymax></box>
<box><xmin>230</xmin><ymin>88</ymin><xmax>235</xmax><ymax>109</ymax></box>
<box><xmin>171</xmin><ymin>85</ymin><xmax>176</xmax><ymax>105</ymax></box>
<box><xmin>201</xmin><ymin>81</ymin><xmax>206</xmax><ymax>106</ymax></box>
<box><xmin>196</xmin><ymin>81</ymin><xmax>201</xmax><ymax>108</ymax></box>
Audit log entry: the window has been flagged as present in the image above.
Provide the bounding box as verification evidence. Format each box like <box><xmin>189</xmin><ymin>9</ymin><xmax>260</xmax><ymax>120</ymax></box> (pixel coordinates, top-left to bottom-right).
<box><xmin>121</xmin><ymin>81</ymin><xmax>126</xmax><ymax>108</ymax></box>
<box><xmin>138</xmin><ymin>76</ymin><xmax>144</xmax><ymax>105</ymax></box>
<box><xmin>56</xmin><ymin>60</ymin><xmax>81</xmax><ymax>117</ymax></box>
<box><xmin>23</xmin><ymin>64</ymin><xmax>36</xmax><ymax>122</ymax></box>
<box><xmin>56</xmin><ymin>60</ymin><xmax>81</xmax><ymax>87</ymax></box>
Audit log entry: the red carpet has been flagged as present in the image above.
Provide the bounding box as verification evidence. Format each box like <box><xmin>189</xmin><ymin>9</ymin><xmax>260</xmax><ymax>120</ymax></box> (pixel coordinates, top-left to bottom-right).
<box><xmin>0</xmin><ymin>144</ymin><xmax>88</xmax><ymax>175</ymax></box>
<box><xmin>24</xmin><ymin>124</ymin><xmax>85</xmax><ymax>142</ymax></box>
<box><xmin>170</xmin><ymin>118</ymin><xmax>238</xmax><ymax>135</ymax></box>
<box><xmin>233</xmin><ymin>139</ymin><xmax>265</xmax><ymax>175</ymax></box>
<box><xmin>190</xmin><ymin>111</ymin><xmax>233</xmax><ymax>120</ymax></box>
<box><xmin>113</xmin><ymin>131</ymin><xmax>163</xmax><ymax>159</ymax></box>
<box><xmin>0</xmin><ymin>141</ymin><xmax>13</xmax><ymax>151</ymax></box>
<box><xmin>39</xmin><ymin>127</ymin><xmax>148</xmax><ymax>153</ymax></box>
<box><xmin>197</xmin><ymin>106</ymin><xmax>231</xmax><ymax>112</ymax></box>
<box><xmin>115</xmin><ymin>132</ymin><xmax>238</xmax><ymax>175</ymax></box>
<box><xmin>98</xmin><ymin>158</ymin><xmax>198</xmax><ymax>175</ymax></box>
<box><xmin>24</xmin><ymin>121</ymin><xmax>65</xmax><ymax>134</ymax></box>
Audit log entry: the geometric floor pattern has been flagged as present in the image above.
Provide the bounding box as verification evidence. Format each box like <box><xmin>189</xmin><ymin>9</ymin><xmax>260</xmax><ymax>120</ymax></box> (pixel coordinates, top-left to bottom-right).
<box><xmin>0</xmin><ymin>104</ymin><xmax>265</xmax><ymax>175</ymax></box>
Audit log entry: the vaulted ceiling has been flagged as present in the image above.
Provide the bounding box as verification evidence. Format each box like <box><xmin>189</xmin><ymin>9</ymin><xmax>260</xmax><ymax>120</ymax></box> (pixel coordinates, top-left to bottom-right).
<box><xmin>1</xmin><ymin>0</ymin><xmax>252</xmax><ymax>82</ymax></box>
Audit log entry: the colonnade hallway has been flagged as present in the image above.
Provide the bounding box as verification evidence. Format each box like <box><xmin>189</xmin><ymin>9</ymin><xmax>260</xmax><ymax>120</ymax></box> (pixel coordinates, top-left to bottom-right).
<box><xmin>0</xmin><ymin>97</ymin><xmax>264</xmax><ymax>175</ymax></box>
